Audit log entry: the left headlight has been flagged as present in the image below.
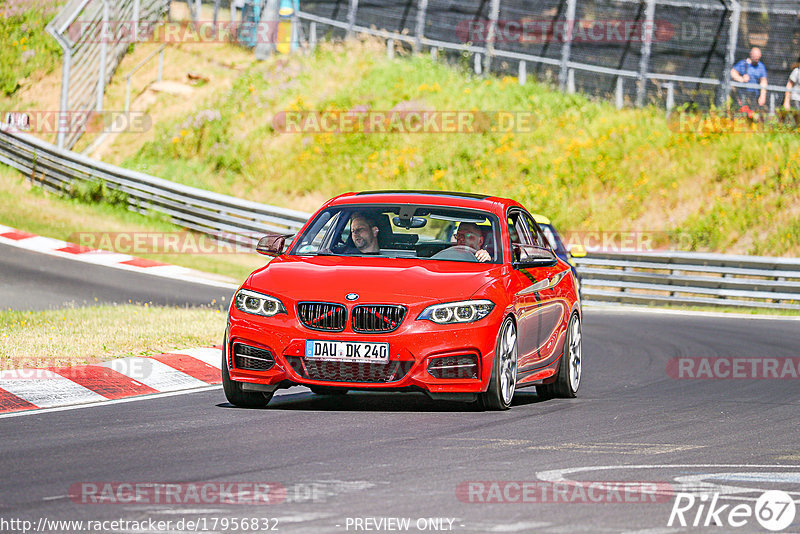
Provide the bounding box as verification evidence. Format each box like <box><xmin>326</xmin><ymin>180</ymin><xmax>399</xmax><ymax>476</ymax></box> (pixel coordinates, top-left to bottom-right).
<box><xmin>234</xmin><ymin>289</ymin><xmax>287</xmax><ymax>317</ymax></box>
<box><xmin>418</xmin><ymin>299</ymin><xmax>495</xmax><ymax>324</ymax></box>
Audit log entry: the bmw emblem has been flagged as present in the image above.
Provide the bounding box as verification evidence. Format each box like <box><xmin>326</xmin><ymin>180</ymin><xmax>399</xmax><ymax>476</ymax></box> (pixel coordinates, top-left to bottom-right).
<box><xmin>345</xmin><ymin>293</ymin><xmax>359</xmax><ymax>301</ymax></box>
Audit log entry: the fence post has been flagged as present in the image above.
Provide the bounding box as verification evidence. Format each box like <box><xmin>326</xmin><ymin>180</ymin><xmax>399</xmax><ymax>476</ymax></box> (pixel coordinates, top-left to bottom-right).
<box><xmin>310</xmin><ymin>21</ymin><xmax>317</xmax><ymax>49</ymax></box>
<box><xmin>483</xmin><ymin>0</ymin><xmax>501</xmax><ymax>73</ymax></box>
<box><xmin>720</xmin><ymin>0</ymin><xmax>741</xmax><ymax>107</ymax></box>
<box><xmin>558</xmin><ymin>0</ymin><xmax>577</xmax><ymax>91</ymax></box>
<box><xmin>474</xmin><ymin>53</ymin><xmax>482</xmax><ymax>75</ymax></box>
<box><xmin>567</xmin><ymin>69</ymin><xmax>575</xmax><ymax>94</ymax></box>
<box><xmin>414</xmin><ymin>0</ymin><xmax>429</xmax><ymax>54</ymax></box>
<box><xmin>387</xmin><ymin>38</ymin><xmax>394</xmax><ymax>59</ymax></box>
<box><xmin>518</xmin><ymin>60</ymin><xmax>526</xmax><ymax>85</ymax></box>
<box><xmin>616</xmin><ymin>78</ymin><xmax>624</xmax><ymax>109</ymax></box>
<box><xmin>636</xmin><ymin>0</ymin><xmax>656</xmax><ymax>107</ymax></box>
<box><xmin>665</xmin><ymin>82</ymin><xmax>674</xmax><ymax>116</ymax></box>
<box><xmin>96</xmin><ymin>0</ymin><xmax>110</xmax><ymax>112</ymax></box>
<box><xmin>346</xmin><ymin>0</ymin><xmax>358</xmax><ymax>38</ymax></box>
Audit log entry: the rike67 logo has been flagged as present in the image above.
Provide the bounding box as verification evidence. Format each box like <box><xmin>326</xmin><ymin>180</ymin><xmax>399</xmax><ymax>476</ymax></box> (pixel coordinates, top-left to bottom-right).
<box><xmin>668</xmin><ymin>490</ymin><xmax>796</xmax><ymax>531</ymax></box>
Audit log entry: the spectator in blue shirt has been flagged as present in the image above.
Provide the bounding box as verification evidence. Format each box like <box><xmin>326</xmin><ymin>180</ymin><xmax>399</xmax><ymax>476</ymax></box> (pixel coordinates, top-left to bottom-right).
<box><xmin>731</xmin><ymin>47</ymin><xmax>768</xmax><ymax>109</ymax></box>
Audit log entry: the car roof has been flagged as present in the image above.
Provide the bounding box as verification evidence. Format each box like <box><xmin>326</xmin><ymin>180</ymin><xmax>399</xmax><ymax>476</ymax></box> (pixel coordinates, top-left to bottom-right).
<box><xmin>326</xmin><ymin>190</ymin><xmax>523</xmax><ymax>214</ymax></box>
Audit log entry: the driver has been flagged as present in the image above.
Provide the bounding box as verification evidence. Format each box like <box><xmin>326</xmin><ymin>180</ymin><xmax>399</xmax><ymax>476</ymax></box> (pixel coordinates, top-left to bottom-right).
<box><xmin>348</xmin><ymin>212</ymin><xmax>380</xmax><ymax>253</ymax></box>
<box><xmin>453</xmin><ymin>222</ymin><xmax>491</xmax><ymax>262</ymax></box>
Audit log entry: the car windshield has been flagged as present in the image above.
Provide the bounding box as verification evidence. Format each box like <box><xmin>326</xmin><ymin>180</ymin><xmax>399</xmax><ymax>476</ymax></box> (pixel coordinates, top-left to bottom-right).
<box><xmin>290</xmin><ymin>204</ymin><xmax>502</xmax><ymax>263</ymax></box>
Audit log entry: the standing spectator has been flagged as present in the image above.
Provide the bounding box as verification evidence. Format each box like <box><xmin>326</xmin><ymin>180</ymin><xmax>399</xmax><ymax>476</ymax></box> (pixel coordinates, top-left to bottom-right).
<box><xmin>784</xmin><ymin>56</ymin><xmax>800</xmax><ymax>110</ymax></box>
<box><xmin>731</xmin><ymin>47</ymin><xmax>768</xmax><ymax>109</ymax></box>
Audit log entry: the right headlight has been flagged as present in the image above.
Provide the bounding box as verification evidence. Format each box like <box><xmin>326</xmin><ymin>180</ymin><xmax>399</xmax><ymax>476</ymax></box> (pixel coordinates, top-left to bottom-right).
<box><xmin>417</xmin><ymin>299</ymin><xmax>495</xmax><ymax>324</ymax></box>
<box><xmin>234</xmin><ymin>289</ymin><xmax>287</xmax><ymax>317</ymax></box>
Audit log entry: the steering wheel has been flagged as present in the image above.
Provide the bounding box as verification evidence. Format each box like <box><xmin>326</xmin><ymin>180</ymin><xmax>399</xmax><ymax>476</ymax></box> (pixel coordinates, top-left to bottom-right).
<box><xmin>430</xmin><ymin>245</ymin><xmax>478</xmax><ymax>261</ymax></box>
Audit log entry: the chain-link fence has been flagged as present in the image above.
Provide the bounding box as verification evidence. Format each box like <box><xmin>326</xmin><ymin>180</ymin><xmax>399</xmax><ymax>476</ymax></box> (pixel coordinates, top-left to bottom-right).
<box><xmin>297</xmin><ymin>0</ymin><xmax>800</xmax><ymax>113</ymax></box>
<box><xmin>46</xmin><ymin>0</ymin><xmax>170</xmax><ymax>149</ymax></box>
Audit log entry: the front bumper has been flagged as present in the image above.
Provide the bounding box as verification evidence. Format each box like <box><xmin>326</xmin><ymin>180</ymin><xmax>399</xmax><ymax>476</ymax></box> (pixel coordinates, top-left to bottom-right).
<box><xmin>226</xmin><ymin>308</ymin><xmax>502</xmax><ymax>394</ymax></box>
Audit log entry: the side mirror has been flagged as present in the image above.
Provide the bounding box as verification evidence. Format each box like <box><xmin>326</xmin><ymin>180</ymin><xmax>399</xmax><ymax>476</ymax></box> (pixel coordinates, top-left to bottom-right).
<box><xmin>256</xmin><ymin>234</ymin><xmax>291</xmax><ymax>256</ymax></box>
<box><xmin>512</xmin><ymin>244</ymin><xmax>557</xmax><ymax>268</ymax></box>
<box><xmin>568</xmin><ymin>244</ymin><xmax>587</xmax><ymax>258</ymax></box>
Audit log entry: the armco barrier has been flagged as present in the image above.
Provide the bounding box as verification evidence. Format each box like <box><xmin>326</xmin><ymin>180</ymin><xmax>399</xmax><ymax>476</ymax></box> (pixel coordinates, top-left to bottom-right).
<box><xmin>575</xmin><ymin>251</ymin><xmax>800</xmax><ymax>310</ymax></box>
<box><xmin>0</xmin><ymin>125</ymin><xmax>308</xmax><ymax>250</ymax></box>
<box><xmin>1</xmin><ymin>125</ymin><xmax>798</xmax><ymax>311</ymax></box>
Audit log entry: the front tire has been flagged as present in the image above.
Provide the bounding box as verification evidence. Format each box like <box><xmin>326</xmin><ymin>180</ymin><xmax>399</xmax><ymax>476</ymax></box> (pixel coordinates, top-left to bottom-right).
<box><xmin>222</xmin><ymin>337</ymin><xmax>273</xmax><ymax>408</ymax></box>
<box><xmin>538</xmin><ymin>313</ymin><xmax>581</xmax><ymax>399</ymax></box>
<box><xmin>478</xmin><ymin>317</ymin><xmax>518</xmax><ymax>410</ymax></box>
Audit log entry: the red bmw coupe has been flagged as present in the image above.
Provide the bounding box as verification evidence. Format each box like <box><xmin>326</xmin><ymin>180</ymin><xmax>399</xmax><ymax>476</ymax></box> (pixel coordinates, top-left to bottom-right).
<box><xmin>223</xmin><ymin>191</ymin><xmax>582</xmax><ymax>410</ymax></box>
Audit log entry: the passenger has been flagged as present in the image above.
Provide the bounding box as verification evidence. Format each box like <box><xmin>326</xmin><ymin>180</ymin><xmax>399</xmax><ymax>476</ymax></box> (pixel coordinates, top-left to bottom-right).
<box><xmin>348</xmin><ymin>212</ymin><xmax>380</xmax><ymax>254</ymax></box>
<box><xmin>453</xmin><ymin>222</ymin><xmax>491</xmax><ymax>262</ymax></box>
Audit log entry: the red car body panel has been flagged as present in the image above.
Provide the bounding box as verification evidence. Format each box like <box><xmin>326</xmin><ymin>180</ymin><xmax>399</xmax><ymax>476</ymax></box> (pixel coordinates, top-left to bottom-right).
<box><xmin>226</xmin><ymin>191</ymin><xmax>581</xmax><ymax>397</ymax></box>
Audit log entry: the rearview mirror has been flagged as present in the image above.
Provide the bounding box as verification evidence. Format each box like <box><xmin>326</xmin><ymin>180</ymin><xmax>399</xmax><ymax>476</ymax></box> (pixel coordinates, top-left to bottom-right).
<box><xmin>512</xmin><ymin>244</ymin><xmax>557</xmax><ymax>268</ymax></box>
<box><xmin>256</xmin><ymin>234</ymin><xmax>291</xmax><ymax>256</ymax></box>
<box><xmin>393</xmin><ymin>216</ymin><xmax>427</xmax><ymax>229</ymax></box>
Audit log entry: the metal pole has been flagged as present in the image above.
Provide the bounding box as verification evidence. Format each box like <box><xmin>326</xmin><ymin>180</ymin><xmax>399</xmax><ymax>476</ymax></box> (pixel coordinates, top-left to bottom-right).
<box><xmin>474</xmin><ymin>53</ymin><xmax>482</xmax><ymax>75</ymax></box>
<box><xmin>57</xmin><ymin>49</ymin><xmax>72</xmax><ymax>149</ymax></box>
<box><xmin>518</xmin><ymin>60</ymin><xmax>526</xmax><ymax>85</ymax></box>
<box><xmin>414</xmin><ymin>0</ymin><xmax>428</xmax><ymax>54</ymax></box>
<box><xmin>636</xmin><ymin>0</ymin><xmax>656</xmax><ymax>107</ymax></box>
<box><xmin>213</xmin><ymin>0</ymin><xmax>220</xmax><ymax>37</ymax></box>
<box><xmin>346</xmin><ymin>0</ymin><xmax>358</xmax><ymax>38</ymax></box>
<box><xmin>157</xmin><ymin>47</ymin><xmax>164</xmax><ymax>82</ymax></box>
<box><xmin>96</xmin><ymin>0</ymin><xmax>110</xmax><ymax>112</ymax></box>
<box><xmin>133</xmin><ymin>0</ymin><xmax>140</xmax><ymax>41</ymax></box>
<box><xmin>310</xmin><ymin>21</ymin><xmax>317</xmax><ymax>49</ymax></box>
<box><xmin>483</xmin><ymin>0</ymin><xmax>501</xmax><ymax>73</ymax></box>
<box><xmin>567</xmin><ymin>68</ymin><xmax>575</xmax><ymax>94</ymax></box>
<box><xmin>666</xmin><ymin>82</ymin><xmax>674</xmax><ymax>116</ymax></box>
<box><xmin>559</xmin><ymin>0</ymin><xmax>577</xmax><ymax>91</ymax></box>
<box><xmin>387</xmin><ymin>38</ymin><xmax>394</xmax><ymax>59</ymax></box>
<box><xmin>720</xmin><ymin>0</ymin><xmax>741</xmax><ymax>108</ymax></box>
<box><xmin>616</xmin><ymin>78</ymin><xmax>624</xmax><ymax>109</ymax></box>
<box><xmin>125</xmin><ymin>77</ymin><xmax>132</xmax><ymax>113</ymax></box>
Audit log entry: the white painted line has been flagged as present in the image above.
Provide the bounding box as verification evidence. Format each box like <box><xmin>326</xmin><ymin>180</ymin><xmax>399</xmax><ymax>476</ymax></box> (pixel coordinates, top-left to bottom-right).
<box><xmin>100</xmin><ymin>357</ymin><xmax>208</xmax><ymax>392</ymax></box>
<box><xmin>172</xmin><ymin>347</ymin><xmax>223</xmax><ymax>369</ymax></box>
<box><xmin>584</xmin><ymin>303</ymin><xmax>800</xmax><ymax>321</ymax></box>
<box><xmin>0</xmin><ymin>372</ymin><xmax>106</xmax><ymax>408</ymax></box>
<box><xmin>14</xmin><ymin>235</ymin><xmax>67</xmax><ymax>251</ymax></box>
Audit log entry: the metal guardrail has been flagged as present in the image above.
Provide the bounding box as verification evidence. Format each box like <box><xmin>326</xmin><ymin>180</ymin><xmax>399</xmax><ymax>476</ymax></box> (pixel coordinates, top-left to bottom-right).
<box><xmin>575</xmin><ymin>252</ymin><xmax>800</xmax><ymax>310</ymax></box>
<box><xmin>0</xmin><ymin>126</ymin><xmax>798</xmax><ymax>310</ymax></box>
<box><xmin>0</xmin><ymin>126</ymin><xmax>308</xmax><ymax>249</ymax></box>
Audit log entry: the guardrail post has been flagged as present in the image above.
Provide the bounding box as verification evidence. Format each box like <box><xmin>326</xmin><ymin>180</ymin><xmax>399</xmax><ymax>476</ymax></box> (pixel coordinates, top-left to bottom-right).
<box><xmin>518</xmin><ymin>60</ymin><xmax>526</xmax><ymax>85</ymax></box>
<box><xmin>430</xmin><ymin>47</ymin><xmax>438</xmax><ymax>60</ymax></box>
<box><xmin>474</xmin><ymin>53</ymin><xmax>482</xmax><ymax>75</ymax></box>
<box><xmin>346</xmin><ymin>0</ymin><xmax>358</xmax><ymax>38</ymax></box>
<box><xmin>558</xmin><ymin>0</ymin><xmax>577</xmax><ymax>91</ymax></box>
<box><xmin>483</xmin><ymin>0</ymin><xmax>501</xmax><ymax>73</ymax></box>
<box><xmin>414</xmin><ymin>0</ymin><xmax>429</xmax><ymax>54</ymax></box>
<box><xmin>636</xmin><ymin>0</ymin><xmax>656</xmax><ymax>107</ymax></box>
<box><xmin>616</xmin><ymin>78</ymin><xmax>624</xmax><ymax>109</ymax></box>
<box><xmin>567</xmin><ymin>69</ymin><xmax>575</xmax><ymax>94</ymax></box>
<box><xmin>387</xmin><ymin>38</ymin><xmax>394</xmax><ymax>59</ymax></box>
<box><xmin>309</xmin><ymin>21</ymin><xmax>317</xmax><ymax>50</ymax></box>
<box><xmin>769</xmin><ymin>92</ymin><xmax>776</xmax><ymax>115</ymax></box>
<box><xmin>719</xmin><ymin>0</ymin><xmax>741</xmax><ymax>108</ymax></box>
<box><xmin>666</xmin><ymin>82</ymin><xmax>674</xmax><ymax>117</ymax></box>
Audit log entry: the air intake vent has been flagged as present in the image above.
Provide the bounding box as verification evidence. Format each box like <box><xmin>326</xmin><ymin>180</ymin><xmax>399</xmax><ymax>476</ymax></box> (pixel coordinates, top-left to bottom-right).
<box><xmin>233</xmin><ymin>343</ymin><xmax>274</xmax><ymax>371</ymax></box>
<box><xmin>297</xmin><ymin>302</ymin><xmax>347</xmax><ymax>331</ymax></box>
<box><xmin>427</xmin><ymin>354</ymin><xmax>479</xmax><ymax>379</ymax></box>
<box><xmin>286</xmin><ymin>357</ymin><xmax>412</xmax><ymax>383</ymax></box>
<box><xmin>352</xmin><ymin>305</ymin><xmax>406</xmax><ymax>333</ymax></box>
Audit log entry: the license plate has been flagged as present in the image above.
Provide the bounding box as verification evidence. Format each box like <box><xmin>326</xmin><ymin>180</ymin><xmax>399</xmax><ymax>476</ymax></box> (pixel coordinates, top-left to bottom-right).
<box><xmin>304</xmin><ymin>340</ymin><xmax>389</xmax><ymax>364</ymax></box>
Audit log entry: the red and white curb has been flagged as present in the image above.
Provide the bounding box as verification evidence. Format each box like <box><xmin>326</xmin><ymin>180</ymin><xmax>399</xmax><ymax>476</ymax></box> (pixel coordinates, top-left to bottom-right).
<box><xmin>0</xmin><ymin>347</ymin><xmax>223</xmax><ymax>415</ymax></box>
<box><xmin>0</xmin><ymin>224</ymin><xmax>236</xmax><ymax>289</ymax></box>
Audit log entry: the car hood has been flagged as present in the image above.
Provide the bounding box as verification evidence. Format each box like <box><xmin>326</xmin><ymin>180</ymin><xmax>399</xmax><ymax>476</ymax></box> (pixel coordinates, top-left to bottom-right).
<box><xmin>246</xmin><ymin>255</ymin><xmax>503</xmax><ymax>304</ymax></box>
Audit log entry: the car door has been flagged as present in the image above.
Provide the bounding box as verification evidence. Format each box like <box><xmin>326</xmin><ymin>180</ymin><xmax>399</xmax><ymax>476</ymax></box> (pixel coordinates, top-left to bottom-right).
<box><xmin>508</xmin><ymin>210</ymin><xmax>565</xmax><ymax>372</ymax></box>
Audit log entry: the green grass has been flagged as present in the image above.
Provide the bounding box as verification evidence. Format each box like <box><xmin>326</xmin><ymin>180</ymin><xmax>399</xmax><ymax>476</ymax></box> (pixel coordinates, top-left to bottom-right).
<box><xmin>0</xmin><ymin>164</ymin><xmax>266</xmax><ymax>281</ymax></box>
<box><xmin>0</xmin><ymin>304</ymin><xmax>226</xmax><ymax>368</ymax></box>
<box><xmin>0</xmin><ymin>1</ymin><xmax>63</xmax><ymax>96</ymax></box>
<box><xmin>119</xmin><ymin>39</ymin><xmax>800</xmax><ymax>257</ymax></box>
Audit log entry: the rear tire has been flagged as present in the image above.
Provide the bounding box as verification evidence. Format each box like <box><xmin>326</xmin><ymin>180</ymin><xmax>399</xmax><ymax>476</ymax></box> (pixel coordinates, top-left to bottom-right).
<box><xmin>478</xmin><ymin>317</ymin><xmax>518</xmax><ymax>410</ymax></box>
<box><xmin>309</xmin><ymin>386</ymin><xmax>349</xmax><ymax>396</ymax></box>
<box><xmin>222</xmin><ymin>336</ymin><xmax>273</xmax><ymax>408</ymax></box>
<box><xmin>538</xmin><ymin>313</ymin><xmax>581</xmax><ymax>399</ymax></box>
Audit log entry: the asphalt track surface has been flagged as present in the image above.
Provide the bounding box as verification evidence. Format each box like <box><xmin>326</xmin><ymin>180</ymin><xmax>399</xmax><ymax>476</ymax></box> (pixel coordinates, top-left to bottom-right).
<box><xmin>2</xmin><ymin>305</ymin><xmax>799</xmax><ymax>532</ymax></box>
<box><xmin>0</xmin><ymin>243</ymin><xmax>232</xmax><ymax>310</ymax></box>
